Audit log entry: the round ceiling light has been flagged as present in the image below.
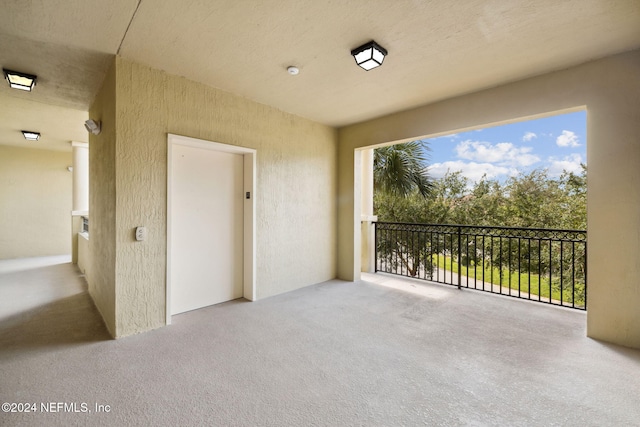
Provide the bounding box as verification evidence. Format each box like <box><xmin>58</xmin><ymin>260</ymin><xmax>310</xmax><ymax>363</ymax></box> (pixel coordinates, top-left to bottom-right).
<box><xmin>287</xmin><ymin>66</ymin><xmax>299</xmax><ymax>75</ymax></box>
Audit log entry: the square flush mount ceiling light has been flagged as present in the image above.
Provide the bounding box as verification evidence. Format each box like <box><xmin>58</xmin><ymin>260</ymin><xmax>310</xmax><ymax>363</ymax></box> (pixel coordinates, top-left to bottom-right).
<box><xmin>350</xmin><ymin>40</ymin><xmax>387</xmax><ymax>71</ymax></box>
<box><xmin>3</xmin><ymin>68</ymin><xmax>37</xmax><ymax>91</ymax></box>
<box><xmin>22</xmin><ymin>130</ymin><xmax>40</xmax><ymax>141</ymax></box>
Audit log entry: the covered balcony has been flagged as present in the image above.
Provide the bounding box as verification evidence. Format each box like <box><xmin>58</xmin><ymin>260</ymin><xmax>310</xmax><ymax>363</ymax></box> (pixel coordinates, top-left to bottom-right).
<box><xmin>1</xmin><ymin>1</ymin><xmax>640</xmax><ymax>425</ymax></box>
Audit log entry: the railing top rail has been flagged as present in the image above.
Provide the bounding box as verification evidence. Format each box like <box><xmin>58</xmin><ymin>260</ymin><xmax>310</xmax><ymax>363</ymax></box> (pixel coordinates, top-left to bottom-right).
<box><xmin>374</xmin><ymin>221</ymin><xmax>586</xmax><ymax>235</ymax></box>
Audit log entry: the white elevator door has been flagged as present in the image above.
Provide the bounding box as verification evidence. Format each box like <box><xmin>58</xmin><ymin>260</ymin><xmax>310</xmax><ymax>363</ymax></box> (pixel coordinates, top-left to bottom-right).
<box><xmin>170</xmin><ymin>144</ymin><xmax>243</xmax><ymax>315</ymax></box>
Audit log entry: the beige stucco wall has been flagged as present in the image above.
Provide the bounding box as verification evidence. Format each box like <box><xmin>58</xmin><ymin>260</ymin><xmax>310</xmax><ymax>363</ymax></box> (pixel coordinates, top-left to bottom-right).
<box><xmin>0</xmin><ymin>145</ymin><xmax>72</xmax><ymax>259</ymax></box>
<box><xmin>88</xmin><ymin>61</ymin><xmax>117</xmax><ymax>336</ymax></box>
<box><xmin>77</xmin><ymin>232</ymin><xmax>90</xmax><ymax>276</ymax></box>
<box><xmin>89</xmin><ymin>57</ymin><xmax>337</xmax><ymax>337</ymax></box>
<box><xmin>338</xmin><ymin>49</ymin><xmax>640</xmax><ymax>349</ymax></box>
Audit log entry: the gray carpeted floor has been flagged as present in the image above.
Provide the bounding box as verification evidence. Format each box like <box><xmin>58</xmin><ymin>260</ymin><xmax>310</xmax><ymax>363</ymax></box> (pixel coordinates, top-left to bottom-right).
<box><xmin>1</xmin><ymin>257</ymin><xmax>639</xmax><ymax>427</ymax></box>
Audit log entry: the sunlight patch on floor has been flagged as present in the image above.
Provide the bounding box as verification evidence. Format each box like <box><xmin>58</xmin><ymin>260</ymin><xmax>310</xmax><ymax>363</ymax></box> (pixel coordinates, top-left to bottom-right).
<box><xmin>361</xmin><ymin>272</ymin><xmax>452</xmax><ymax>300</ymax></box>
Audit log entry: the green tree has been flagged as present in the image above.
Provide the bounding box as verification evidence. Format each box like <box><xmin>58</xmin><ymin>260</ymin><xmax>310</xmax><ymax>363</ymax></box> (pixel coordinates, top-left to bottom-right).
<box><xmin>373</xmin><ymin>140</ymin><xmax>434</xmax><ymax>277</ymax></box>
<box><xmin>501</xmin><ymin>170</ymin><xmax>564</xmax><ymax>228</ymax></box>
<box><xmin>558</xmin><ymin>164</ymin><xmax>587</xmax><ymax>230</ymax></box>
<box><xmin>373</xmin><ymin>158</ymin><xmax>587</xmax><ymax>303</ymax></box>
<box><xmin>374</xmin><ymin>140</ymin><xmax>433</xmax><ymax>198</ymax></box>
<box><xmin>374</xmin><ymin>170</ymin><xmax>468</xmax><ymax>225</ymax></box>
<box><xmin>464</xmin><ymin>175</ymin><xmax>506</xmax><ymax>226</ymax></box>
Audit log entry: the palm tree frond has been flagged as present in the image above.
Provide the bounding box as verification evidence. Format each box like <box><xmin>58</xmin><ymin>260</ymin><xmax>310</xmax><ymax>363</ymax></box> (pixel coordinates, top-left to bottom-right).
<box><xmin>374</xmin><ymin>140</ymin><xmax>433</xmax><ymax>198</ymax></box>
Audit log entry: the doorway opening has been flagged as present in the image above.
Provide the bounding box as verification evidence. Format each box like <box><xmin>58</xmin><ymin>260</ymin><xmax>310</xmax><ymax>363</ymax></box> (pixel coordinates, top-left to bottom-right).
<box><xmin>166</xmin><ymin>134</ymin><xmax>256</xmax><ymax>324</ymax></box>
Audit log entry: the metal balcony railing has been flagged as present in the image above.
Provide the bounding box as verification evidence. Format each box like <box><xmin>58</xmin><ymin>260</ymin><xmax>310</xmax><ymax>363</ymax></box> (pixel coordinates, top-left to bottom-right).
<box><xmin>374</xmin><ymin>222</ymin><xmax>587</xmax><ymax>310</ymax></box>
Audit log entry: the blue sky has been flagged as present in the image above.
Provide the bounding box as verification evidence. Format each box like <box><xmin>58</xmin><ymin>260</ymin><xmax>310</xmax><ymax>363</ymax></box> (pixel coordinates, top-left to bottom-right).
<box><xmin>422</xmin><ymin>110</ymin><xmax>587</xmax><ymax>183</ymax></box>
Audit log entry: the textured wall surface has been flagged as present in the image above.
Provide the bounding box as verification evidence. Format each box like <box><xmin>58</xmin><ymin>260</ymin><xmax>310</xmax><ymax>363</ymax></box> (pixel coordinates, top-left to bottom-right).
<box><xmin>338</xmin><ymin>49</ymin><xmax>640</xmax><ymax>349</ymax></box>
<box><xmin>77</xmin><ymin>232</ymin><xmax>89</xmax><ymax>275</ymax></box>
<box><xmin>89</xmin><ymin>57</ymin><xmax>337</xmax><ymax>337</ymax></box>
<box><xmin>88</xmin><ymin>62</ymin><xmax>117</xmax><ymax>336</ymax></box>
<box><xmin>112</xmin><ymin>58</ymin><xmax>168</xmax><ymax>337</ymax></box>
<box><xmin>0</xmin><ymin>145</ymin><xmax>71</xmax><ymax>259</ymax></box>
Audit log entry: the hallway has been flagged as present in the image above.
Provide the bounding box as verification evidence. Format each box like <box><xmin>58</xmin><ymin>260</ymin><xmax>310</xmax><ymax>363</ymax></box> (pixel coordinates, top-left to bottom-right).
<box><xmin>0</xmin><ymin>256</ymin><xmax>110</xmax><ymax>352</ymax></box>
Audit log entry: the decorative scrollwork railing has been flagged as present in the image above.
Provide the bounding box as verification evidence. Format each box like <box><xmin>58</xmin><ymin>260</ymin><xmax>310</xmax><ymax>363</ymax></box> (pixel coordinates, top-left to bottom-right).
<box><xmin>374</xmin><ymin>222</ymin><xmax>587</xmax><ymax>310</ymax></box>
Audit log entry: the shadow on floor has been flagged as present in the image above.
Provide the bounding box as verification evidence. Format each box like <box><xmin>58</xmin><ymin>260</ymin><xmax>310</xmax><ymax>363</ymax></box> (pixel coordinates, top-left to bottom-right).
<box><xmin>593</xmin><ymin>340</ymin><xmax>640</xmax><ymax>365</ymax></box>
<box><xmin>0</xmin><ymin>257</ymin><xmax>111</xmax><ymax>359</ymax></box>
<box><xmin>0</xmin><ymin>291</ymin><xmax>111</xmax><ymax>355</ymax></box>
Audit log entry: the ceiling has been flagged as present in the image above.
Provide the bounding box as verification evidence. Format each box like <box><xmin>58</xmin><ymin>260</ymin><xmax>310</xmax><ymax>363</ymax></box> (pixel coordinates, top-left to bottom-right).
<box><xmin>1</xmin><ymin>0</ymin><xmax>639</xmax><ymax>152</ymax></box>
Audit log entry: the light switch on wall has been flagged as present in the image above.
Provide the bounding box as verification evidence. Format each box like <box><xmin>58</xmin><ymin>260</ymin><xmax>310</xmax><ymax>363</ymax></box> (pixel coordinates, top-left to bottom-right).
<box><xmin>135</xmin><ymin>226</ymin><xmax>147</xmax><ymax>241</ymax></box>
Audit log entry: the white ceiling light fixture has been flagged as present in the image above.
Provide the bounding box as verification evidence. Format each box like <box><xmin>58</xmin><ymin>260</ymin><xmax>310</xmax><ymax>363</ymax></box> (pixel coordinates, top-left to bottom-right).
<box><xmin>3</xmin><ymin>68</ymin><xmax>37</xmax><ymax>91</ymax></box>
<box><xmin>287</xmin><ymin>66</ymin><xmax>299</xmax><ymax>75</ymax></box>
<box><xmin>350</xmin><ymin>40</ymin><xmax>388</xmax><ymax>71</ymax></box>
<box><xmin>22</xmin><ymin>130</ymin><xmax>40</xmax><ymax>141</ymax></box>
<box><xmin>84</xmin><ymin>119</ymin><xmax>101</xmax><ymax>135</ymax></box>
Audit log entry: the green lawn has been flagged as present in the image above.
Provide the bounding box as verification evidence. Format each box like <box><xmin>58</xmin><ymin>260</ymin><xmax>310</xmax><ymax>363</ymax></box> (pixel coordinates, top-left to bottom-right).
<box><xmin>430</xmin><ymin>254</ymin><xmax>585</xmax><ymax>307</ymax></box>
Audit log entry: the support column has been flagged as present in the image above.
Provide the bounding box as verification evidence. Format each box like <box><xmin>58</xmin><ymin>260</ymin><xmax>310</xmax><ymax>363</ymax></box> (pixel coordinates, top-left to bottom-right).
<box><xmin>360</xmin><ymin>149</ymin><xmax>377</xmax><ymax>273</ymax></box>
<box><xmin>71</xmin><ymin>141</ymin><xmax>89</xmax><ymax>264</ymax></box>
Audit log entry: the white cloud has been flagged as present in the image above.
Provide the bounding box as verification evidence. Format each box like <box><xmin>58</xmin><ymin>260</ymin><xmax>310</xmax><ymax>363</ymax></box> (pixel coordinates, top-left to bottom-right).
<box><xmin>522</xmin><ymin>132</ymin><xmax>537</xmax><ymax>142</ymax></box>
<box><xmin>429</xmin><ymin>161</ymin><xmax>515</xmax><ymax>182</ymax></box>
<box><xmin>547</xmin><ymin>153</ymin><xmax>584</xmax><ymax>177</ymax></box>
<box><xmin>556</xmin><ymin>130</ymin><xmax>580</xmax><ymax>147</ymax></box>
<box><xmin>455</xmin><ymin>140</ymin><xmax>540</xmax><ymax>167</ymax></box>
